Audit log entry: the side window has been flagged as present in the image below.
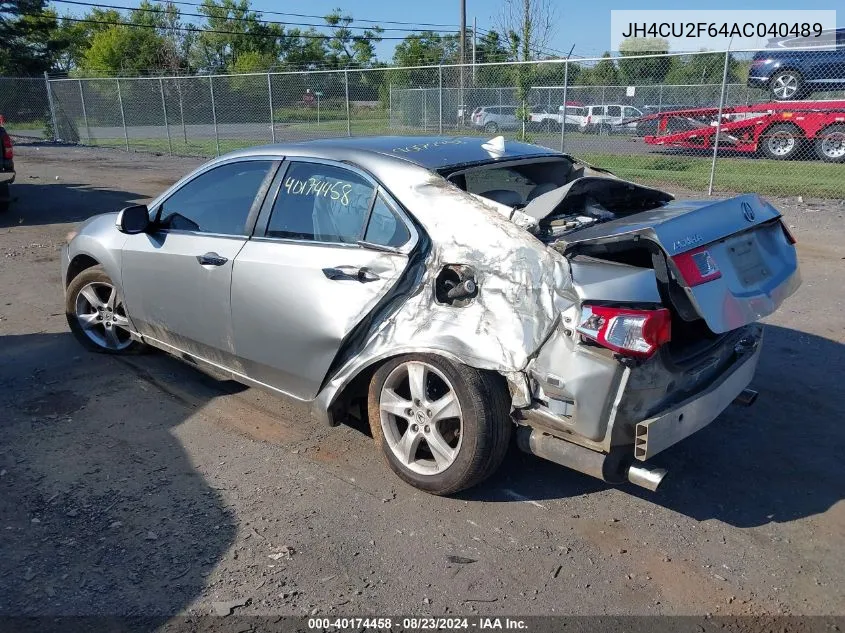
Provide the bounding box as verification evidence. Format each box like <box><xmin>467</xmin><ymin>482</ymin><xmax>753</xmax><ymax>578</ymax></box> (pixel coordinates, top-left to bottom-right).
<box><xmin>623</xmin><ymin>106</ymin><xmax>640</xmax><ymax>118</ymax></box>
<box><xmin>606</xmin><ymin>105</ymin><xmax>622</xmax><ymax>117</ymax></box>
<box><xmin>364</xmin><ymin>196</ymin><xmax>410</xmax><ymax>248</ymax></box>
<box><xmin>158</xmin><ymin>160</ymin><xmax>274</xmax><ymax>235</ymax></box>
<box><xmin>266</xmin><ymin>161</ymin><xmax>375</xmax><ymax>243</ymax></box>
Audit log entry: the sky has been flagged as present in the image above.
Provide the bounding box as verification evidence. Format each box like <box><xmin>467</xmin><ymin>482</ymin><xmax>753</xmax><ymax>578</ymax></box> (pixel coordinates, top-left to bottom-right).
<box><xmin>59</xmin><ymin>0</ymin><xmax>843</xmax><ymax>61</ymax></box>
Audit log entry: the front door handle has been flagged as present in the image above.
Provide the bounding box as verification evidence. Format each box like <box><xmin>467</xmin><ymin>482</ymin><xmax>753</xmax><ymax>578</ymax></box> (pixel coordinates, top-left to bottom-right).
<box><xmin>322</xmin><ymin>265</ymin><xmax>380</xmax><ymax>283</ymax></box>
<box><xmin>197</xmin><ymin>252</ymin><xmax>228</xmax><ymax>266</ymax></box>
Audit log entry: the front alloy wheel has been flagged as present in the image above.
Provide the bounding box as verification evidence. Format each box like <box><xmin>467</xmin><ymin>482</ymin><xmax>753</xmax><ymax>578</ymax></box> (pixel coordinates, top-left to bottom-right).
<box><xmin>66</xmin><ymin>265</ymin><xmax>142</xmax><ymax>354</ymax></box>
<box><xmin>368</xmin><ymin>354</ymin><xmax>511</xmax><ymax>495</ymax></box>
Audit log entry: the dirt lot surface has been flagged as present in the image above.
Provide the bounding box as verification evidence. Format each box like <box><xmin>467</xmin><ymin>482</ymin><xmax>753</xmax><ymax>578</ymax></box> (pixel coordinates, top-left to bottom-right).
<box><xmin>1</xmin><ymin>145</ymin><xmax>843</xmax><ymax>621</ymax></box>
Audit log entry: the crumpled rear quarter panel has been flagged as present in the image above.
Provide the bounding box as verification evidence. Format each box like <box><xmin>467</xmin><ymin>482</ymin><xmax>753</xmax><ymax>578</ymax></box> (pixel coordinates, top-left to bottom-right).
<box><xmin>317</xmin><ymin>165</ymin><xmax>578</xmax><ymax>415</ymax></box>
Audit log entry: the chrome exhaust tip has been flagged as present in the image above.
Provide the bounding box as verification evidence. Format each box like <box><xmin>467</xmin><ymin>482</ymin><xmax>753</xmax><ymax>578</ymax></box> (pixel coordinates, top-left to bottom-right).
<box><xmin>627</xmin><ymin>464</ymin><xmax>668</xmax><ymax>491</ymax></box>
<box><xmin>732</xmin><ymin>388</ymin><xmax>758</xmax><ymax>407</ymax></box>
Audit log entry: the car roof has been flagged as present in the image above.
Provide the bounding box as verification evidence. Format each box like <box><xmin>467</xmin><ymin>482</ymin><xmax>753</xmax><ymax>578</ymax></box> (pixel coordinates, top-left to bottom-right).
<box><xmin>235</xmin><ymin>136</ymin><xmax>564</xmax><ymax>171</ymax></box>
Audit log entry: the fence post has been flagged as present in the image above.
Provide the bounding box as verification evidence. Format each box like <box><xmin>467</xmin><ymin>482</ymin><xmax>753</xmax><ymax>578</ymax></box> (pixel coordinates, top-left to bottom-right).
<box><xmin>708</xmin><ymin>50</ymin><xmax>731</xmax><ymax>197</ymax></box>
<box><xmin>159</xmin><ymin>78</ymin><xmax>172</xmax><ymax>156</ymax></box>
<box><xmin>78</xmin><ymin>79</ymin><xmax>91</xmax><ymax>144</ymax></box>
<box><xmin>176</xmin><ymin>79</ymin><xmax>187</xmax><ymax>144</ymax></box>
<box><xmin>438</xmin><ymin>64</ymin><xmax>443</xmax><ymax>135</ymax></box>
<box><xmin>267</xmin><ymin>72</ymin><xmax>276</xmax><ymax>143</ymax></box>
<box><xmin>658</xmin><ymin>84</ymin><xmax>663</xmax><ymax>112</ymax></box>
<box><xmin>43</xmin><ymin>72</ymin><xmax>58</xmax><ymax>141</ymax></box>
<box><xmin>389</xmin><ymin>84</ymin><xmax>393</xmax><ymax>129</ymax></box>
<box><xmin>209</xmin><ymin>76</ymin><xmax>220</xmax><ymax>157</ymax></box>
<box><xmin>560</xmin><ymin>61</ymin><xmax>569</xmax><ymax>153</ymax></box>
<box><xmin>344</xmin><ymin>69</ymin><xmax>351</xmax><ymax>137</ymax></box>
<box><xmin>116</xmin><ymin>78</ymin><xmax>129</xmax><ymax>151</ymax></box>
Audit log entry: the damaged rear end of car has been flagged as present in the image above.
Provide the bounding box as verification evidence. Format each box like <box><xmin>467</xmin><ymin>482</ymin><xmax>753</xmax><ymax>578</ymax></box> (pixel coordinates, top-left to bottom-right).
<box><xmin>516</xmin><ymin>182</ymin><xmax>800</xmax><ymax>490</ymax></box>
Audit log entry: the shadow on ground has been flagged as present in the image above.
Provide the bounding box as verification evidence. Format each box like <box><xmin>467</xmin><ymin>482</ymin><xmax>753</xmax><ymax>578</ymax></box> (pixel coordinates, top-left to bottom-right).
<box><xmin>0</xmin><ymin>180</ymin><xmax>150</xmax><ymax>228</ymax></box>
<box><xmin>464</xmin><ymin>324</ymin><xmax>845</xmax><ymax>528</ymax></box>
<box><xmin>0</xmin><ymin>332</ymin><xmax>236</xmax><ymax>618</ymax></box>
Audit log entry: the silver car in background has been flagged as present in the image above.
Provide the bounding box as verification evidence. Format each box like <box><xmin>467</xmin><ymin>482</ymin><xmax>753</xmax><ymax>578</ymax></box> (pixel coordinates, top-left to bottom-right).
<box><xmin>61</xmin><ymin>136</ymin><xmax>800</xmax><ymax>495</ymax></box>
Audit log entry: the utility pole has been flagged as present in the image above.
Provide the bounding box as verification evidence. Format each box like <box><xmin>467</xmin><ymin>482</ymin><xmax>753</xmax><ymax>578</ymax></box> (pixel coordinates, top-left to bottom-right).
<box><xmin>459</xmin><ymin>0</ymin><xmax>466</xmax><ymax>125</ymax></box>
<box><xmin>472</xmin><ymin>16</ymin><xmax>477</xmax><ymax>84</ymax></box>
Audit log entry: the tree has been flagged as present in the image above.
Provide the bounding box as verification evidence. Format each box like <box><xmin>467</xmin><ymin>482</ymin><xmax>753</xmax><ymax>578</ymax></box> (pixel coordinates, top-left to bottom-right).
<box><xmin>579</xmin><ymin>52</ymin><xmax>619</xmax><ymax>86</ymax></box>
<box><xmin>495</xmin><ymin>0</ymin><xmax>556</xmax><ymax>136</ymax></box>
<box><xmin>474</xmin><ymin>30</ymin><xmax>510</xmax><ymax>64</ymax></box>
<box><xmin>617</xmin><ymin>37</ymin><xmax>670</xmax><ymax>85</ymax></box>
<box><xmin>323</xmin><ymin>8</ymin><xmax>382</xmax><ymax>68</ymax></box>
<box><xmin>80</xmin><ymin>2</ymin><xmax>180</xmax><ymax>75</ymax></box>
<box><xmin>1</xmin><ymin>0</ymin><xmax>63</xmax><ymax>74</ymax></box>
<box><xmin>495</xmin><ymin>0</ymin><xmax>556</xmax><ymax>62</ymax></box>
<box><xmin>192</xmin><ymin>0</ymin><xmax>283</xmax><ymax>73</ymax></box>
<box><xmin>393</xmin><ymin>31</ymin><xmax>458</xmax><ymax>67</ymax></box>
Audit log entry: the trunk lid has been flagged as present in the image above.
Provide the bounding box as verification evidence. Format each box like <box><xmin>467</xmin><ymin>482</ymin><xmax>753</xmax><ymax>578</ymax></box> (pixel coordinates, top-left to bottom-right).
<box><xmin>554</xmin><ymin>194</ymin><xmax>800</xmax><ymax>334</ymax></box>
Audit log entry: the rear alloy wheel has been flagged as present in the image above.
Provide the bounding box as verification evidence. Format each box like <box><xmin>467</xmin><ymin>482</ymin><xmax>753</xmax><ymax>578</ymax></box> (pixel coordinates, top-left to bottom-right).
<box><xmin>484</xmin><ymin>121</ymin><xmax>499</xmax><ymax>133</ymax></box>
<box><xmin>66</xmin><ymin>265</ymin><xmax>142</xmax><ymax>354</ymax></box>
<box><xmin>770</xmin><ymin>70</ymin><xmax>803</xmax><ymax>100</ymax></box>
<box><xmin>761</xmin><ymin>124</ymin><xmax>803</xmax><ymax>160</ymax></box>
<box><xmin>814</xmin><ymin>125</ymin><xmax>845</xmax><ymax>163</ymax></box>
<box><xmin>368</xmin><ymin>355</ymin><xmax>511</xmax><ymax>495</ymax></box>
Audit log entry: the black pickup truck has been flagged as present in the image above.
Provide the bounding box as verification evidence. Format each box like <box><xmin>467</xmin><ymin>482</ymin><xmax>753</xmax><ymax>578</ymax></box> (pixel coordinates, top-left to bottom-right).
<box><xmin>1</xmin><ymin>124</ymin><xmax>14</xmax><ymax>212</ymax></box>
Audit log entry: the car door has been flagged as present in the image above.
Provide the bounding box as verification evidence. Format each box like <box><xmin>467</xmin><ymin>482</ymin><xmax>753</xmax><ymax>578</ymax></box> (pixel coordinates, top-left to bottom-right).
<box><xmin>121</xmin><ymin>158</ymin><xmax>278</xmax><ymax>365</ymax></box>
<box><xmin>231</xmin><ymin>159</ymin><xmax>416</xmax><ymax>400</ymax></box>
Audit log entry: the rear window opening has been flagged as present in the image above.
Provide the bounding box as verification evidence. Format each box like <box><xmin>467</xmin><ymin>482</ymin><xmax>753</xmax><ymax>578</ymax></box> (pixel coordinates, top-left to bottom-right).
<box><xmin>443</xmin><ymin>157</ymin><xmax>671</xmax><ymax>240</ymax></box>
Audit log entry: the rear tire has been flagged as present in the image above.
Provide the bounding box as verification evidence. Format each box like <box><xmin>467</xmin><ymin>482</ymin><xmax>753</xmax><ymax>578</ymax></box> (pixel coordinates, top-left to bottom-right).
<box><xmin>65</xmin><ymin>265</ymin><xmax>144</xmax><ymax>354</ymax></box>
<box><xmin>760</xmin><ymin>124</ymin><xmax>803</xmax><ymax>160</ymax></box>
<box><xmin>0</xmin><ymin>183</ymin><xmax>8</xmax><ymax>213</ymax></box>
<box><xmin>367</xmin><ymin>354</ymin><xmax>512</xmax><ymax>496</ymax></box>
<box><xmin>814</xmin><ymin>124</ymin><xmax>845</xmax><ymax>163</ymax></box>
<box><xmin>484</xmin><ymin>121</ymin><xmax>499</xmax><ymax>134</ymax></box>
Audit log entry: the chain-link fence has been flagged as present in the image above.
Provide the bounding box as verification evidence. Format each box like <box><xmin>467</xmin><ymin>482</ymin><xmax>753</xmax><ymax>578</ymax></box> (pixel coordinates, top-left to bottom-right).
<box><xmin>0</xmin><ymin>76</ymin><xmax>51</xmax><ymax>139</ymax></box>
<box><xmin>7</xmin><ymin>48</ymin><xmax>845</xmax><ymax>197</ymax></box>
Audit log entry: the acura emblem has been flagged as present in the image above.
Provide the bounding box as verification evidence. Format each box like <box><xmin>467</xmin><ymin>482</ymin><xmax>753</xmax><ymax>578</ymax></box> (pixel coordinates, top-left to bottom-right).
<box><xmin>741</xmin><ymin>201</ymin><xmax>755</xmax><ymax>222</ymax></box>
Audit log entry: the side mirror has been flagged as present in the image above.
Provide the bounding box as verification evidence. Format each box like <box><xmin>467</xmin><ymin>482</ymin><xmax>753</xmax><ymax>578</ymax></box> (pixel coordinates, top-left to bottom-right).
<box><xmin>116</xmin><ymin>204</ymin><xmax>150</xmax><ymax>234</ymax></box>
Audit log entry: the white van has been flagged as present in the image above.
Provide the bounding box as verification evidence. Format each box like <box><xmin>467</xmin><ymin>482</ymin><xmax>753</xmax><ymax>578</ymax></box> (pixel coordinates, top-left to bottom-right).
<box><xmin>580</xmin><ymin>104</ymin><xmax>643</xmax><ymax>134</ymax></box>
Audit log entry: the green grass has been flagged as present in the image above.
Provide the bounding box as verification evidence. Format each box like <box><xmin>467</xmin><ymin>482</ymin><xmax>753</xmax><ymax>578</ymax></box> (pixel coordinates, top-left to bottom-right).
<box><xmin>83</xmin><ymin>134</ymin><xmax>844</xmax><ymax>198</ymax></box>
<box><xmin>579</xmin><ymin>153</ymin><xmax>845</xmax><ymax>198</ymax></box>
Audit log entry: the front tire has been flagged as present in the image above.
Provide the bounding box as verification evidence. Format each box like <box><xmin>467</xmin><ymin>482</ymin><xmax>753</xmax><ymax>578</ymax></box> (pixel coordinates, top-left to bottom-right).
<box><xmin>760</xmin><ymin>124</ymin><xmax>803</xmax><ymax>160</ymax></box>
<box><xmin>367</xmin><ymin>355</ymin><xmax>512</xmax><ymax>495</ymax></box>
<box><xmin>65</xmin><ymin>265</ymin><xmax>143</xmax><ymax>354</ymax></box>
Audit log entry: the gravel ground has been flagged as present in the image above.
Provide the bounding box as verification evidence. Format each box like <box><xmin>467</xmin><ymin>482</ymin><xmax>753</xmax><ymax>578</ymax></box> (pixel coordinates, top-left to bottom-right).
<box><xmin>0</xmin><ymin>144</ymin><xmax>843</xmax><ymax>621</ymax></box>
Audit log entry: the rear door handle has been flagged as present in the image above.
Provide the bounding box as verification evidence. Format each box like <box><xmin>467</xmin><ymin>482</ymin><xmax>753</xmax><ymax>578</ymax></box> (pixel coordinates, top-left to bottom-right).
<box><xmin>322</xmin><ymin>265</ymin><xmax>380</xmax><ymax>283</ymax></box>
<box><xmin>197</xmin><ymin>252</ymin><xmax>228</xmax><ymax>266</ymax></box>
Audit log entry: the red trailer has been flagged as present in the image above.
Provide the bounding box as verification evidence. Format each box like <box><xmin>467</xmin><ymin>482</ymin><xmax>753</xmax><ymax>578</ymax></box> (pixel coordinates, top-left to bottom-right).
<box><xmin>641</xmin><ymin>100</ymin><xmax>845</xmax><ymax>163</ymax></box>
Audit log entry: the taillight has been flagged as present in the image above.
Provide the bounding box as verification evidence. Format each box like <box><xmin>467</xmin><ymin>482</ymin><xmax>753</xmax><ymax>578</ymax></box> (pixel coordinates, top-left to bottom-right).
<box><xmin>780</xmin><ymin>221</ymin><xmax>797</xmax><ymax>244</ymax></box>
<box><xmin>576</xmin><ymin>305</ymin><xmax>672</xmax><ymax>358</ymax></box>
<box><xmin>587</xmin><ymin>114</ymin><xmax>592</xmax><ymax>124</ymax></box>
<box><xmin>2</xmin><ymin>133</ymin><xmax>11</xmax><ymax>160</ymax></box>
<box><xmin>671</xmin><ymin>245</ymin><xmax>722</xmax><ymax>287</ymax></box>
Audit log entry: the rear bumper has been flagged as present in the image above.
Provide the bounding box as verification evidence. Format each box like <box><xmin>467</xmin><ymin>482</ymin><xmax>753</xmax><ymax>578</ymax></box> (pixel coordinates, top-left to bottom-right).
<box><xmin>633</xmin><ymin>328</ymin><xmax>762</xmax><ymax>460</ymax></box>
<box><xmin>0</xmin><ymin>170</ymin><xmax>14</xmax><ymax>187</ymax></box>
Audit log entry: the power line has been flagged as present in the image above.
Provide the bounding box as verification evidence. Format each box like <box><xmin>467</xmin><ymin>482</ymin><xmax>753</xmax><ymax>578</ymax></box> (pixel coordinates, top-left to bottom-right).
<box><xmin>51</xmin><ymin>0</ymin><xmax>465</xmax><ymax>29</ymax></box>
<box><xmin>48</xmin><ymin>14</ymin><xmax>420</xmax><ymax>40</ymax></box>
<box><xmin>50</xmin><ymin>0</ymin><xmax>463</xmax><ymax>33</ymax></box>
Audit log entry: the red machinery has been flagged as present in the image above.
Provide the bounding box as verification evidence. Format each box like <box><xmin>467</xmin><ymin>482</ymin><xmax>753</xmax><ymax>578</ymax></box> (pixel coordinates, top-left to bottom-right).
<box><xmin>641</xmin><ymin>100</ymin><xmax>845</xmax><ymax>163</ymax></box>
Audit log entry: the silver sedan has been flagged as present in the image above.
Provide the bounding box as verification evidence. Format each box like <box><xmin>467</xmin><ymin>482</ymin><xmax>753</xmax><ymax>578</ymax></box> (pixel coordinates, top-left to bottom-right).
<box><xmin>62</xmin><ymin>136</ymin><xmax>800</xmax><ymax>495</ymax></box>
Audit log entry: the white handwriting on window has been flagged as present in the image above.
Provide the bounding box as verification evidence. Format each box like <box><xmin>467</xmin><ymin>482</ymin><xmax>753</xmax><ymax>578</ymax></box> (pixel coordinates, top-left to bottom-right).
<box><xmin>284</xmin><ymin>177</ymin><xmax>353</xmax><ymax>206</ymax></box>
